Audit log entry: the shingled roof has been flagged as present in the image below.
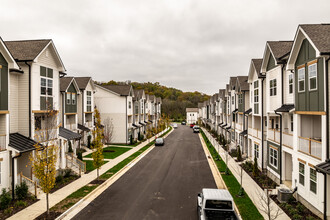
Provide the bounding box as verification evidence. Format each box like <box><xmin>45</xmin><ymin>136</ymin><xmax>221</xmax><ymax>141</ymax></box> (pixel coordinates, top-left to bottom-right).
<box><xmin>5</xmin><ymin>39</ymin><xmax>51</xmax><ymax>61</ymax></box>
<box><xmin>9</xmin><ymin>133</ymin><xmax>39</xmax><ymax>153</ymax></box>
<box><xmin>186</xmin><ymin>108</ymin><xmax>198</xmax><ymax>112</ymax></box>
<box><xmin>229</xmin><ymin>77</ymin><xmax>237</xmax><ymax>90</ymax></box>
<box><xmin>300</xmin><ymin>24</ymin><xmax>330</xmax><ymax>54</ymax></box>
<box><xmin>267</xmin><ymin>41</ymin><xmax>293</xmax><ymax>61</ymax></box>
<box><xmin>60</xmin><ymin>77</ymin><xmax>74</xmax><ymax>92</ymax></box>
<box><xmin>237</xmin><ymin>76</ymin><xmax>249</xmax><ymax>91</ymax></box>
<box><xmin>100</xmin><ymin>85</ymin><xmax>132</xmax><ymax>96</ymax></box>
<box><xmin>75</xmin><ymin>77</ymin><xmax>92</xmax><ymax>90</ymax></box>
<box><xmin>252</xmin><ymin>59</ymin><xmax>263</xmax><ymax>74</ymax></box>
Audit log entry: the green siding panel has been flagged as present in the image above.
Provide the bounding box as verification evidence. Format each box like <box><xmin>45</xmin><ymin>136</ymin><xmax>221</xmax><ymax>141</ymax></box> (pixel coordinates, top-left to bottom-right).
<box><xmin>295</xmin><ymin>39</ymin><xmax>323</xmax><ymax>111</ymax></box>
<box><xmin>0</xmin><ymin>53</ymin><xmax>8</xmax><ymax>111</ymax></box>
<box><xmin>65</xmin><ymin>83</ymin><xmax>77</xmax><ymax>113</ymax></box>
<box><xmin>266</xmin><ymin>54</ymin><xmax>276</xmax><ymax>71</ymax></box>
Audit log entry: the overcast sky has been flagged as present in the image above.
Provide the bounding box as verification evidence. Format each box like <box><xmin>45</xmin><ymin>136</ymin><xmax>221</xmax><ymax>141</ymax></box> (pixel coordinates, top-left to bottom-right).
<box><xmin>1</xmin><ymin>0</ymin><xmax>330</xmax><ymax>95</ymax></box>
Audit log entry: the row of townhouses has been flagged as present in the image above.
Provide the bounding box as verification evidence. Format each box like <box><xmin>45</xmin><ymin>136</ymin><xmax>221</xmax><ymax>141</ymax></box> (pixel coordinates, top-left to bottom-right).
<box><xmin>0</xmin><ymin>38</ymin><xmax>162</xmax><ymax>195</ymax></box>
<box><xmin>198</xmin><ymin>24</ymin><xmax>330</xmax><ymax>218</ymax></box>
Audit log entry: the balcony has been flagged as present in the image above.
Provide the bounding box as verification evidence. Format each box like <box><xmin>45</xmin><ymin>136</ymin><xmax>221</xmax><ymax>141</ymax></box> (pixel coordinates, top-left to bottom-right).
<box><xmin>0</xmin><ymin>135</ymin><xmax>6</xmax><ymax>151</ymax></box>
<box><xmin>249</xmin><ymin>128</ymin><xmax>262</xmax><ymax>139</ymax></box>
<box><xmin>298</xmin><ymin>137</ymin><xmax>322</xmax><ymax>159</ymax></box>
<box><xmin>268</xmin><ymin>129</ymin><xmax>293</xmax><ymax>148</ymax></box>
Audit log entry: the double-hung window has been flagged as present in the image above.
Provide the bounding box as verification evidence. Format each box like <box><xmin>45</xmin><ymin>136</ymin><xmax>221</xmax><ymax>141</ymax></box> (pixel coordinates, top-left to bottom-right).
<box><xmin>298</xmin><ymin>67</ymin><xmax>305</xmax><ymax>92</ymax></box>
<box><xmin>310</xmin><ymin>168</ymin><xmax>317</xmax><ymax>194</ymax></box>
<box><xmin>289</xmin><ymin>74</ymin><xmax>293</xmax><ymax>94</ymax></box>
<box><xmin>254</xmin><ymin>143</ymin><xmax>259</xmax><ymax>158</ymax></box>
<box><xmin>238</xmin><ymin>94</ymin><xmax>243</xmax><ymax>104</ymax></box>
<box><xmin>66</xmin><ymin>92</ymin><xmax>71</xmax><ymax>105</ymax></box>
<box><xmin>270</xmin><ymin>79</ymin><xmax>277</xmax><ymax>96</ymax></box>
<box><xmin>299</xmin><ymin>162</ymin><xmax>305</xmax><ymax>186</ymax></box>
<box><xmin>269</xmin><ymin>147</ymin><xmax>278</xmax><ymax>168</ymax></box>
<box><xmin>40</xmin><ymin>66</ymin><xmax>53</xmax><ymax>109</ymax></box>
<box><xmin>254</xmin><ymin>81</ymin><xmax>259</xmax><ymax>114</ymax></box>
<box><xmin>232</xmin><ymin>96</ymin><xmax>234</xmax><ymax>105</ymax></box>
<box><xmin>71</xmin><ymin>93</ymin><xmax>76</xmax><ymax>105</ymax></box>
<box><xmin>129</xmin><ymin>101</ymin><xmax>131</xmax><ymax>109</ymax></box>
<box><xmin>86</xmin><ymin>91</ymin><xmax>92</xmax><ymax>112</ymax></box>
<box><xmin>308</xmin><ymin>63</ymin><xmax>317</xmax><ymax>91</ymax></box>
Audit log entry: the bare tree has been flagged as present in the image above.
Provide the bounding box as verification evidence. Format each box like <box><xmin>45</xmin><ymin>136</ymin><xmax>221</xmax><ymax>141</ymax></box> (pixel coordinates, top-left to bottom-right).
<box><xmin>103</xmin><ymin>117</ymin><xmax>114</xmax><ymax>144</ymax></box>
<box><xmin>255</xmin><ymin>188</ymin><xmax>281</xmax><ymax>220</ymax></box>
<box><xmin>233</xmin><ymin>163</ymin><xmax>245</xmax><ymax>196</ymax></box>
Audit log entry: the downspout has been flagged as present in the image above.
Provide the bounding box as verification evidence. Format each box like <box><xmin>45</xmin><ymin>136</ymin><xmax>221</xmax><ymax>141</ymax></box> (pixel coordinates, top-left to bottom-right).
<box><xmin>11</xmin><ymin>151</ymin><xmax>22</xmax><ymax>199</ymax></box>
<box><xmin>261</xmin><ymin>77</ymin><xmax>265</xmax><ymax>170</ymax></box>
<box><xmin>82</xmin><ymin>90</ymin><xmax>85</xmax><ymax>124</ymax></box>
<box><xmin>324</xmin><ymin>56</ymin><xmax>330</xmax><ymax>220</ymax></box>
<box><xmin>275</xmin><ymin>110</ymin><xmax>282</xmax><ymax>184</ymax></box>
<box><xmin>25</xmin><ymin>62</ymin><xmax>32</xmax><ymax>138</ymax></box>
<box><xmin>62</xmin><ymin>92</ymin><xmax>65</xmax><ymax>126</ymax></box>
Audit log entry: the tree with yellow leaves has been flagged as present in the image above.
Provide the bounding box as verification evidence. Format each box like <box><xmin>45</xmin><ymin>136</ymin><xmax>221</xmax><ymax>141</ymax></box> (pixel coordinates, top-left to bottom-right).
<box><xmin>92</xmin><ymin>107</ymin><xmax>104</xmax><ymax>180</ymax></box>
<box><xmin>30</xmin><ymin>109</ymin><xmax>59</xmax><ymax>216</ymax></box>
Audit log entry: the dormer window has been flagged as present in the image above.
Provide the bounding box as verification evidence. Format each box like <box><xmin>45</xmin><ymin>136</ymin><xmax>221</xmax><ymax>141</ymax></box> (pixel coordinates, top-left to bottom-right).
<box><xmin>308</xmin><ymin>63</ymin><xmax>317</xmax><ymax>91</ymax></box>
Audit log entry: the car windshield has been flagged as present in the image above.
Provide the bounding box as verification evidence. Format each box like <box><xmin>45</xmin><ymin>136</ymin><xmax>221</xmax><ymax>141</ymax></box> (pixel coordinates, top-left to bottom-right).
<box><xmin>205</xmin><ymin>200</ymin><xmax>232</xmax><ymax>210</ymax></box>
<box><xmin>194</xmin><ymin>126</ymin><xmax>199</xmax><ymax>129</ymax></box>
<box><xmin>204</xmin><ymin>209</ymin><xmax>237</xmax><ymax>220</ymax></box>
<box><xmin>156</xmin><ymin>138</ymin><xmax>163</xmax><ymax>143</ymax></box>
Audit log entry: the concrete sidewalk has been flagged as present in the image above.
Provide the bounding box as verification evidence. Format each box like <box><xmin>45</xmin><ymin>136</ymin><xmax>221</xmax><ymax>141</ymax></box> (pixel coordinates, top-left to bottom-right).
<box><xmin>8</xmin><ymin>128</ymin><xmax>170</xmax><ymax>220</ymax></box>
<box><xmin>202</xmin><ymin>128</ymin><xmax>290</xmax><ymax>220</ymax></box>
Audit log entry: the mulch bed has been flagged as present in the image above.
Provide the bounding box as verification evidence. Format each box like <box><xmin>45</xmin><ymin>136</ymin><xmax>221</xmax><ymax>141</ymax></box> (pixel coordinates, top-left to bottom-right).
<box><xmin>0</xmin><ymin>196</ymin><xmax>39</xmax><ymax>220</ymax></box>
<box><xmin>270</xmin><ymin>195</ymin><xmax>321</xmax><ymax>220</ymax></box>
<box><xmin>89</xmin><ymin>179</ymin><xmax>105</xmax><ymax>185</ymax></box>
<box><xmin>103</xmin><ymin>149</ymin><xmax>115</xmax><ymax>152</ymax></box>
<box><xmin>50</xmin><ymin>175</ymin><xmax>80</xmax><ymax>193</ymax></box>
<box><xmin>35</xmin><ymin>211</ymin><xmax>62</xmax><ymax>220</ymax></box>
<box><xmin>241</xmin><ymin>162</ymin><xmax>278</xmax><ymax>189</ymax></box>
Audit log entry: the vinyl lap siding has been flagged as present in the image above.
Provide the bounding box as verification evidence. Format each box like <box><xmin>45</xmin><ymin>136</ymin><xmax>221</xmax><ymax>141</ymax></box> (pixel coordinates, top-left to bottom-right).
<box><xmin>9</xmin><ymin>74</ymin><xmax>18</xmax><ymax>133</ymax></box>
<box><xmin>17</xmin><ymin>65</ymin><xmax>30</xmax><ymax>137</ymax></box>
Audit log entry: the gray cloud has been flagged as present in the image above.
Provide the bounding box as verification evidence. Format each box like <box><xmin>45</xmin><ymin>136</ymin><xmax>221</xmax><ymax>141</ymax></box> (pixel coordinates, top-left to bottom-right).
<box><xmin>1</xmin><ymin>0</ymin><xmax>330</xmax><ymax>94</ymax></box>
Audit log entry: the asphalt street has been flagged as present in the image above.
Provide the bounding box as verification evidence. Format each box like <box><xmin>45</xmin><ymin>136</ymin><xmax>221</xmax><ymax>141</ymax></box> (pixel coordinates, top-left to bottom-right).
<box><xmin>73</xmin><ymin>124</ymin><xmax>217</xmax><ymax>220</ymax></box>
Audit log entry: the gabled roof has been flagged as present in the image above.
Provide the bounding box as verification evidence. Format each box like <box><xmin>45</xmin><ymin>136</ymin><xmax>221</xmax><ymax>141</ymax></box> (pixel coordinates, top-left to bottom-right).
<box><xmin>9</xmin><ymin>133</ymin><xmax>39</xmax><ymax>153</ymax></box>
<box><xmin>100</xmin><ymin>85</ymin><xmax>132</xmax><ymax>96</ymax></box>
<box><xmin>60</xmin><ymin>77</ymin><xmax>80</xmax><ymax>93</ymax></box>
<box><xmin>149</xmin><ymin>95</ymin><xmax>156</xmax><ymax>102</ymax></box>
<box><xmin>5</xmin><ymin>39</ymin><xmax>66</xmax><ymax>71</ymax></box>
<box><xmin>252</xmin><ymin>59</ymin><xmax>263</xmax><ymax>75</ymax></box>
<box><xmin>229</xmin><ymin>77</ymin><xmax>237</xmax><ymax>90</ymax></box>
<box><xmin>219</xmin><ymin>89</ymin><xmax>225</xmax><ymax>99</ymax></box>
<box><xmin>156</xmin><ymin>97</ymin><xmax>162</xmax><ymax>104</ymax></box>
<box><xmin>300</xmin><ymin>24</ymin><xmax>330</xmax><ymax>54</ymax></box>
<box><xmin>186</xmin><ymin>108</ymin><xmax>198</xmax><ymax>112</ymax></box>
<box><xmin>75</xmin><ymin>77</ymin><xmax>95</xmax><ymax>91</ymax></box>
<box><xmin>236</xmin><ymin>76</ymin><xmax>249</xmax><ymax>91</ymax></box>
<box><xmin>248</xmin><ymin>59</ymin><xmax>263</xmax><ymax>82</ymax></box>
<box><xmin>267</xmin><ymin>41</ymin><xmax>293</xmax><ymax>61</ymax></box>
<box><xmin>0</xmin><ymin>37</ymin><xmax>20</xmax><ymax>70</ymax></box>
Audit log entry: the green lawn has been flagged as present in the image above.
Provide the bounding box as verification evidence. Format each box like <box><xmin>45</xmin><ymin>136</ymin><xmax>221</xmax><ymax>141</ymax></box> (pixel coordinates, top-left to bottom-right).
<box><xmin>111</xmin><ymin>141</ymin><xmax>141</xmax><ymax>147</ymax></box>
<box><xmin>200</xmin><ymin>129</ymin><xmax>263</xmax><ymax>220</ymax></box>
<box><xmin>84</xmin><ymin>147</ymin><xmax>131</xmax><ymax>159</ymax></box>
<box><xmin>84</xmin><ymin>160</ymin><xmax>109</xmax><ymax>172</ymax></box>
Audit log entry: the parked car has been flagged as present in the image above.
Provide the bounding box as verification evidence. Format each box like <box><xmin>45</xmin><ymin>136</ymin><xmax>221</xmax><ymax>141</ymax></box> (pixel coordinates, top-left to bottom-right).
<box><xmin>190</xmin><ymin>124</ymin><xmax>195</xmax><ymax>128</ymax></box>
<box><xmin>193</xmin><ymin>125</ymin><xmax>200</xmax><ymax>133</ymax></box>
<box><xmin>197</xmin><ymin>188</ymin><xmax>238</xmax><ymax>220</ymax></box>
<box><xmin>181</xmin><ymin>121</ymin><xmax>186</xmax><ymax>125</ymax></box>
<box><xmin>173</xmin><ymin>123</ymin><xmax>178</xmax><ymax>129</ymax></box>
<box><xmin>155</xmin><ymin>137</ymin><xmax>165</xmax><ymax>146</ymax></box>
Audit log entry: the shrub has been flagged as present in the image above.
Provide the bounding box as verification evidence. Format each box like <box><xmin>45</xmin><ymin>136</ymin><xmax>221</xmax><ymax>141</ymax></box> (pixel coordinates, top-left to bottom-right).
<box><xmin>285</xmin><ymin>203</ymin><xmax>292</xmax><ymax>210</ymax></box>
<box><xmin>306</xmin><ymin>216</ymin><xmax>316</xmax><ymax>220</ymax></box>
<box><xmin>292</xmin><ymin>214</ymin><xmax>303</xmax><ymax>219</ymax></box>
<box><xmin>15</xmin><ymin>181</ymin><xmax>29</xmax><ymax>200</ymax></box>
<box><xmin>130</xmin><ymin>134</ymin><xmax>133</xmax><ymax>145</ymax></box>
<box><xmin>87</xmin><ymin>135</ymin><xmax>92</xmax><ymax>149</ymax></box>
<box><xmin>3</xmin><ymin>207</ymin><xmax>13</xmax><ymax>215</ymax></box>
<box><xmin>296</xmin><ymin>204</ymin><xmax>305</xmax><ymax>214</ymax></box>
<box><xmin>252</xmin><ymin>157</ymin><xmax>259</xmax><ymax>177</ymax></box>
<box><xmin>56</xmin><ymin>174</ymin><xmax>64</xmax><ymax>183</ymax></box>
<box><xmin>15</xmin><ymin>200</ymin><xmax>27</xmax><ymax>208</ymax></box>
<box><xmin>237</xmin><ymin>145</ymin><xmax>242</xmax><ymax>161</ymax></box>
<box><xmin>68</xmin><ymin>141</ymin><xmax>73</xmax><ymax>153</ymax></box>
<box><xmin>289</xmin><ymin>207</ymin><xmax>298</xmax><ymax>216</ymax></box>
<box><xmin>0</xmin><ymin>189</ymin><xmax>12</xmax><ymax>210</ymax></box>
<box><xmin>64</xmin><ymin>169</ymin><xmax>72</xmax><ymax>178</ymax></box>
<box><xmin>288</xmin><ymin>195</ymin><xmax>296</xmax><ymax>204</ymax></box>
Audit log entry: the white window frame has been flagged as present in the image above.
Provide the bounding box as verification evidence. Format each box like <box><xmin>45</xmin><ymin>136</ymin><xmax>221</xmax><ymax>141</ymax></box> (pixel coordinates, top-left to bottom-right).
<box><xmin>71</xmin><ymin>93</ymin><xmax>76</xmax><ymax>105</ymax></box>
<box><xmin>298</xmin><ymin>67</ymin><xmax>305</xmax><ymax>93</ymax></box>
<box><xmin>310</xmin><ymin>167</ymin><xmax>317</xmax><ymax>194</ymax></box>
<box><xmin>269</xmin><ymin>79</ymin><xmax>277</xmax><ymax>96</ymax></box>
<box><xmin>86</xmin><ymin>91</ymin><xmax>92</xmax><ymax>112</ymax></box>
<box><xmin>66</xmin><ymin>92</ymin><xmax>71</xmax><ymax>105</ymax></box>
<box><xmin>299</xmin><ymin>162</ymin><xmax>305</xmax><ymax>186</ymax></box>
<box><xmin>308</xmin><ymin>63</ymin><xmax>317</xmax><ymax>91</ymax></box>
<box><xmin>254</xmin><ymin>81</ymin><xmax>259</xmax><ymax>114</ymax></box>
<box><xmin>254</xmin><ymin>143</ymin><xmax>259</xmax><ymax>158</ymax></box>
<box><xmin>269</xmin><ymin>147</ymin><xmax>278</xmax><ymax>168</ymax></box>
<box><xmin>289</xmin><ymin>73</ymin><xmax>293</xmax><ymax>94</ymax></box>
<box><xmin>129</xmin><ymin>101</ymin><xmax>131</xmax><ymax>109</ymax></box>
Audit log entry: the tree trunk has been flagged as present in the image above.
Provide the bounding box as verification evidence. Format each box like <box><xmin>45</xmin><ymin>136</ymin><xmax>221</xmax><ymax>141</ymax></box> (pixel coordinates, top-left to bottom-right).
<box><xmin>97</xmin><ymin>168</ymin><xmax>99</xmax><ymax>180</ymax></box>
<box><xmin>46</xmin><ymin>193</ymin><xmax>49</xmax><ymax>215</ymax></box>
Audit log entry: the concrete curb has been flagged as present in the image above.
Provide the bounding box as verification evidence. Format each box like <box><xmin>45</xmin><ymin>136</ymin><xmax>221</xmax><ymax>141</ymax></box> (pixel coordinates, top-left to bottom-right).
<box><xmin>57</xmin><ymin>127</ymin><xmax>174</xmax><ymax>220</ymax></box>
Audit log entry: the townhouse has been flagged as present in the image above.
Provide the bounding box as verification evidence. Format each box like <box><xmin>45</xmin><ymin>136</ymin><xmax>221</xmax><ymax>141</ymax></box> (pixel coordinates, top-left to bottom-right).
<box><xmin>94</xmin><ymin>84</ymin><xmax>134</xmax><ymax>144</ymax></box>
<box><xmin>186</xmin><ymin>108</ymin><xmax>199</xmax><ymax>124</ymax></box>
<box><xmin>198</xmin><ymin>23</ymin><xmax>330</xmax><ymax>219</ymax></box>
<box><xmin>75</xmin><ymin>77</ymin><xmax>96</xmax><ymax>146</ymax></box>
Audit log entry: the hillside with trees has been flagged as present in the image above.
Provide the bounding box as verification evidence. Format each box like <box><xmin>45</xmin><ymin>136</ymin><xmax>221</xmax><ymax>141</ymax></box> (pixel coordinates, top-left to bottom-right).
<box><xmin>101</xmin><ymin>81</ymin><xmax>209</xmax><ymax>120</ymax></box>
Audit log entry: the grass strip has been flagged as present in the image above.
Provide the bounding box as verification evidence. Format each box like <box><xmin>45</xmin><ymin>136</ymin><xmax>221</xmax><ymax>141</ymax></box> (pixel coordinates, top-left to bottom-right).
<box><xmin>200</xmin><ymin>129</ymin><xmax>263</xmax><ymax>220</ymax></box>
<box><xmin>84</xmin><ymin>160</ymin><xmax>109</xmax><ymax>172</ymax></box>
<box><xmin>84</xmin><ymin>147</ymin><xmax>131</xmax><ymax>159</ymax></box>
<box><xmin>48</xmin><ymin>127</ymin><xmax>172</xmax><ymax>217</ymax></box>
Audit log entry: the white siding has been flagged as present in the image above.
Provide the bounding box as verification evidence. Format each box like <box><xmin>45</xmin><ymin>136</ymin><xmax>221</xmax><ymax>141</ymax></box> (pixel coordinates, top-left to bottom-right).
<box><xmin>17</xmin><ymin>65</ymin><xmax>30</xmax><ymax>137</ymax></box>
<box><xmin>9</xmin><ymin>73</ymin><xmax>18</xmax><ymax>133</ymax></box>
<box><xmin>266</xmin><ymin>66</ymin><xmax>282</xmax><ymax>113</ymax></box>
<box><xmin>284</xmin><ymin>69</ymin><xmax>294</xmax><ymax>104</ymax></box>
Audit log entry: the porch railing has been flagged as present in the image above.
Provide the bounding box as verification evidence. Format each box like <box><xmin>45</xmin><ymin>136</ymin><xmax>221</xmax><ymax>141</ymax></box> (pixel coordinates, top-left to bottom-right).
<box><xmin>268</xmin><ymin>129</ymin><xmax>293</xmax><ymax>148</ymax></box>
<box><xmin>298</xmin><ymin>136</ymin><xmax>322</xmax><ymax>159</ymax></box>
<box><xmin>0</xmin><ymin>135</ymin><xmax>6</xmax><ymax>151</ymax></box>
<box><xmin>17</xmin><ymin>172</ymin><xmax>40</xmax><ymax>198</ymax></box>
<box><xmin>66</xmin><ymin>153</ymin><xmax>86</xmax><ymax>175</ymax></box>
